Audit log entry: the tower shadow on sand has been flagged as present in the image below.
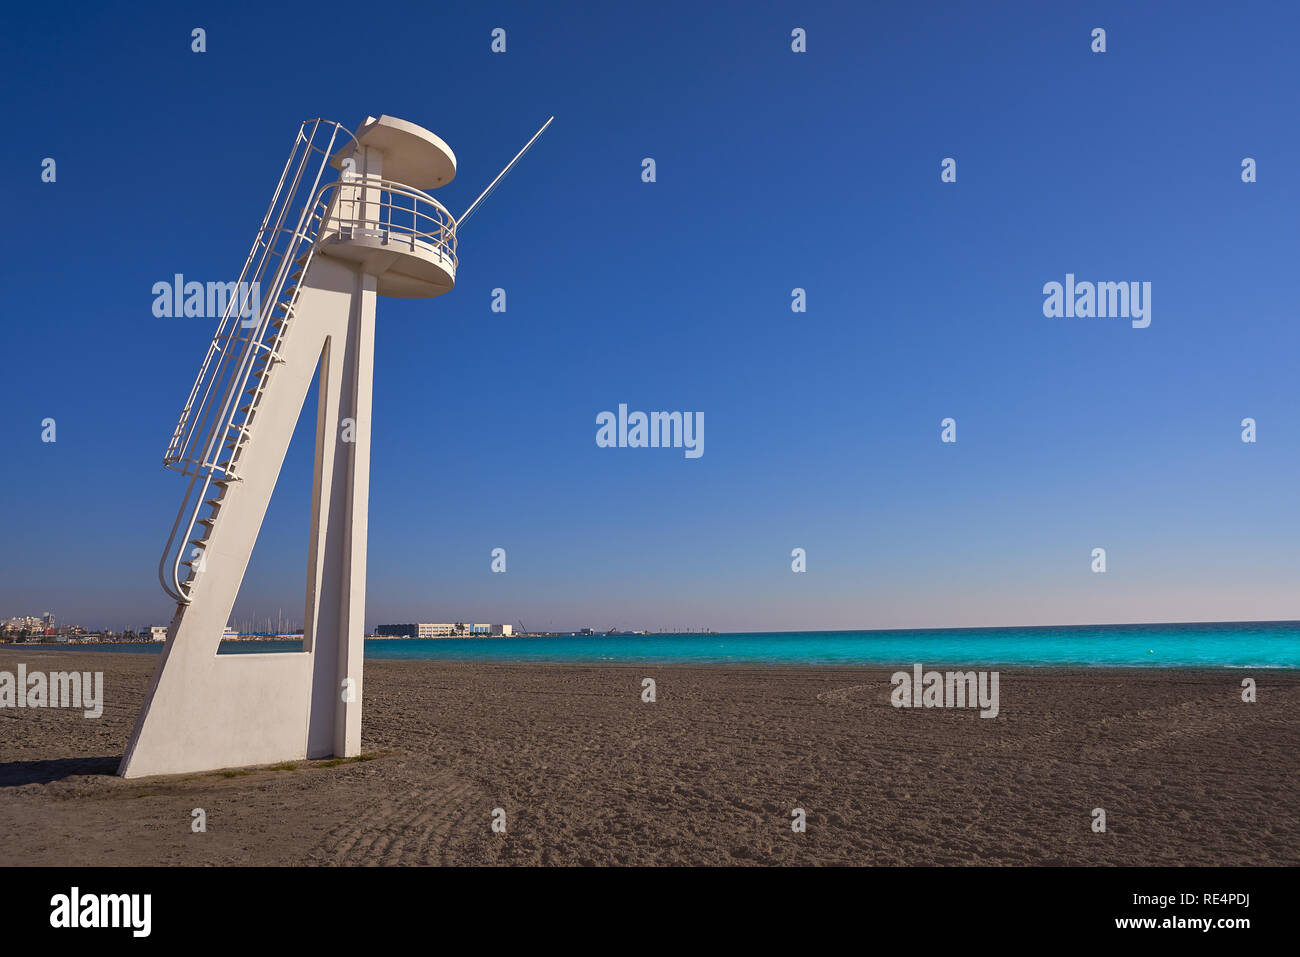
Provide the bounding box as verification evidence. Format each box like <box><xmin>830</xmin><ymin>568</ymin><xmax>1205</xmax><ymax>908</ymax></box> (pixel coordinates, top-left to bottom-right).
<box><xmin>0</xmin><ymin>756</ymin><xmax>119</xmax><ymax>787</ymax></box>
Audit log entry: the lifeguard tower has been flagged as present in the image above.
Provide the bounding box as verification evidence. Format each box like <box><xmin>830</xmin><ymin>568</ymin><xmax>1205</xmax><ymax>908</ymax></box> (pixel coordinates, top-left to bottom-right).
<box><xmin>120</xmin><ymin>114</ymin><xmax>549</xmax><ymax>777</ymax></box>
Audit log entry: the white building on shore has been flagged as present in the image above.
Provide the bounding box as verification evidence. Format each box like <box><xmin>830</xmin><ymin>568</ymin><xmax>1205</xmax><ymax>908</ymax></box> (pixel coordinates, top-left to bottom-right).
<box><xmin>375</xmin><ymin>622</ymin><xmax>513</xmax><ymax>638</ymax></box>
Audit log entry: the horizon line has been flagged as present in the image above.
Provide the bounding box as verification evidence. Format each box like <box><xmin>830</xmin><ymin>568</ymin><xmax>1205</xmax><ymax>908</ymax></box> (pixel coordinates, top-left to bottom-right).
<box><xmin>364</xmin><ymin>617</ymin><xmax>1300</xmax><ymax>637</ymax></box>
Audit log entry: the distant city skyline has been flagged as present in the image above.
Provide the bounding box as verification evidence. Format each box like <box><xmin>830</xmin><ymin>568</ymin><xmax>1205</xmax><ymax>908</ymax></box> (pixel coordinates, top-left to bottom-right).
<box><xmin>5</xmin><ymin>2</ymin><xmax>1299</xmax><ymax>633</ymax></box>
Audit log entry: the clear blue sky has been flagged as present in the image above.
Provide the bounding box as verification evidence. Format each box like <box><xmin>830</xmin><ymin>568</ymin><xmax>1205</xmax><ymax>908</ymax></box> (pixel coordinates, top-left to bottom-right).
<box><xmin>3</xmin><ymin>0</ymin><xmax>1298</xmax><ymax>632</ymax></box>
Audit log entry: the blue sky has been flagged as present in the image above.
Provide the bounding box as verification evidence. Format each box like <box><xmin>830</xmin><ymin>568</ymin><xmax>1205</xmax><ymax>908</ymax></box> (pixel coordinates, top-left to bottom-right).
<box><xmin>3</xmin><ymin>0</ymin><xmax>1298</xmax><ymax>632</ymax></box>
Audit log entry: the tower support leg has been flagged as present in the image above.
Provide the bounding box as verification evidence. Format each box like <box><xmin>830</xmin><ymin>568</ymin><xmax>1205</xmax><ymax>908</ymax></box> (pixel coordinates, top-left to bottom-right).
<box><xmin>306</xmin><ymin>271</ymin><xmax>376</xmax><ymax>758</ymax></box>
<box><xmin>119</xmin><ymin>255</ymin><xmax>374</xmax><ymax>778</ymax></box>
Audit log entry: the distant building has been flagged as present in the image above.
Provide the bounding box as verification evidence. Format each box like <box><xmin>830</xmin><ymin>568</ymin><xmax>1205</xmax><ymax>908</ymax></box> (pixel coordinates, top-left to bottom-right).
<box><xmin>150</xmin><ymin>626</ymin><xmax>168</xmax><ymax>641</ymax></box>
<box><xmin>375</xmin><ymin>622</ymin><xmax>513</xmax><ymax>638</ymax></box>
<box><xmin>2</xmin><ymin>615</ymin><xmax>47</xmax><ymax>634</ymax></box>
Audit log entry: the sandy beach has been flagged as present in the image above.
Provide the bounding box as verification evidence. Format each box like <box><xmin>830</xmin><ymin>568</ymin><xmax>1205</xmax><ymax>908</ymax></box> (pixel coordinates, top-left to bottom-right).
<box><xmin>0</xmin><ymin>649</ymin><xmax>1295</xmax><ymax>866</ymax></box>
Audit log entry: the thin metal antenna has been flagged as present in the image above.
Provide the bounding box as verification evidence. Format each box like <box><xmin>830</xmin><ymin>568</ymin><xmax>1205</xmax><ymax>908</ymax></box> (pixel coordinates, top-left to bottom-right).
<box><xmin>455</xmin><ymin>116</ymin><xmax>554</xmax><ymax>230</ymax></box>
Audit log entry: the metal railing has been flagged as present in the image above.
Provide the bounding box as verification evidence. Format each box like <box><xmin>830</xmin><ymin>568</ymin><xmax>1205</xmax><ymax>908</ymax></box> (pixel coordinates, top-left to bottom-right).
<box><xmin>158</xmin><ymin>125</ymin><xmax>465</xmax><ymax>605</ymax></box>
<box><xmin>158</xmin><ymin>119</ymin><xmax>359</xmax><ymax>604</ymax></box>
<box><xmin>312</xmin><ymin>175</ymin><xmax>458</xmax><ymax>272</ymax></box>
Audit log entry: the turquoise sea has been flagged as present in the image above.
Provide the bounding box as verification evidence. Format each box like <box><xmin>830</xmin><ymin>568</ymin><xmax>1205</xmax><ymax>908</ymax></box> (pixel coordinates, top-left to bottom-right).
<box><xmin>34</xmin><ymin>621</ymin><xmax>1300</xmax><ymax>667</ymax></box>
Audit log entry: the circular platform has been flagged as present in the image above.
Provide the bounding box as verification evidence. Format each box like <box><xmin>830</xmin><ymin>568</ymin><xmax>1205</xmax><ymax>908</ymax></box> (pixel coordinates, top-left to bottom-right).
<box><xmin>330</xmin><ymin>115</ymin><xmax>457</xmax><ymax>190</ymax></box>
<box><xmin>317</xmin><ymin>231</ymin><xmax>456</xmax><ymax>299</ymax></box>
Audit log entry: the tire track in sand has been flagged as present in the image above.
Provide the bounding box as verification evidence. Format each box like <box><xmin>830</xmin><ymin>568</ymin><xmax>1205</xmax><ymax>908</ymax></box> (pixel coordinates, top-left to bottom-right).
<box><xmin>308</xmin><ymin>769</ymin><xmax>483</xmax><ymax>865</ymax></box>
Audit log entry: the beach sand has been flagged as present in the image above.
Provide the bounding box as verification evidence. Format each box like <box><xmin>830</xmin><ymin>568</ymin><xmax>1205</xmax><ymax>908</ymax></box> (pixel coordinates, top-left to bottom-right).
<box><xmin>0</xmin><ymin>649</ymin><xmax>1295</xmax><ymax>865</ymax></box>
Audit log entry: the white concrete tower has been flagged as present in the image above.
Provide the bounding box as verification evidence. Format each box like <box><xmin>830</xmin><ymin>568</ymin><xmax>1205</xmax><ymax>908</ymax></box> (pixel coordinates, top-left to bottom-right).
<box><xmin>121</xmin><ymin>116</ymin><xmax>478</xmax><ymax>777</ymax></box>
